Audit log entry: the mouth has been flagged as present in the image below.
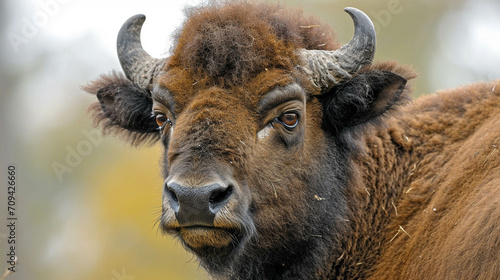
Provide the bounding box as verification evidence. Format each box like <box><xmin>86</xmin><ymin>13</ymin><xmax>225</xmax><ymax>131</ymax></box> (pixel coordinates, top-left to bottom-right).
<box><xmin>165</xmin><ymin>225</ymin><xmax>241</xmax><ymax>249</ymax></box>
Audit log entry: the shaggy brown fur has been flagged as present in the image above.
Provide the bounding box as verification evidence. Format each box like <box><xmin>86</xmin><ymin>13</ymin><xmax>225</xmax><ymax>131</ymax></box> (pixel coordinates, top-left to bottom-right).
<box><xmin>371</xmin><ymin>81</ymin><xmax>500</xmax><ymax>279</ymax></box>
<box><xmin>162</xmin><ymin>0</ymin><xmax>338</xmax><ymax>113</ymax></box>
<box><xmin>84</xmin><ymin>1</ymin><xmax>500</xmax><ymax>279</ymax></box>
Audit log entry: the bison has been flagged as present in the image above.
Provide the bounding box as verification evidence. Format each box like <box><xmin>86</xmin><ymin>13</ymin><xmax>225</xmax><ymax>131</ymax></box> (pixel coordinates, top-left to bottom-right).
<box><xmin>84</xmin><ymin>1</ymin><xmax>500</xmax><ymax>279</ymax></box>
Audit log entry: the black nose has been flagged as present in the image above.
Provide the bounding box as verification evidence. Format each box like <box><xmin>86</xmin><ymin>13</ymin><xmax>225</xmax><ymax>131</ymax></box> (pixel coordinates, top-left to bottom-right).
<box><xmin>165</xmin><ymin>182</ymin><xmax>234</xmax><ymax>227</ymax></box>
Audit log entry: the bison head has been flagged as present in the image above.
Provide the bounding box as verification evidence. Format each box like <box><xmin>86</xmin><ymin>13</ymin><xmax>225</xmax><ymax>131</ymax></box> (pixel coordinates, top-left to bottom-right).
<box><xmin>85</xmin><ymin>2</ymin><xmax>409</xmax><ymax>277</ymax></box>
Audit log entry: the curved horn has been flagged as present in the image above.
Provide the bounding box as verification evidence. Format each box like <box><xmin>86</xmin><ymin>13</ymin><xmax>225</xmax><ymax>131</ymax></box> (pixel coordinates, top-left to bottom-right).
<box><xmin>298</xmin><ymin>7</ymin><xmax>376</xmax><ymax>93</ymax></box>
<box><xmin>117</xmin><ymin>14</ymin><xmax>165</xmax><ymax>90</ymax></box>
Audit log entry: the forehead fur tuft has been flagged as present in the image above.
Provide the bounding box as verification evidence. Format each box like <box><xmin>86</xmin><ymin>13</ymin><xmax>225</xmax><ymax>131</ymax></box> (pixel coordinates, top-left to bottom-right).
<box><xmin>167</xmin><ymin>0</ymin><xmax>339</xmax><ymax>88</ymax></box>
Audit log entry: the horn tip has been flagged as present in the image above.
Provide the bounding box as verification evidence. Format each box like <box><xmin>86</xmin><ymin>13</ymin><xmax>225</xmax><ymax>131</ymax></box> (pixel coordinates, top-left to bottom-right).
<box><xmin>342</xmin><ymin>7</ymin><xmax>376</xmax><ymax>46</ymax></box>
<box><xmin>343</xmin><ymin>7</ymin><xmax>371</xmax><ymax>24</ymax></box>
<box><xmin>118</xmin><ymin>14</ymin><xmax>147</xmax><ymax>41</ymax></box>
<box><xmin>117</xmin><ymin>13</ymin><xmax>154</xmax><ymax>86</ymax></box>
<box><xmin>125</xmin><ymin>14</ymin><xmax>146</xmax><ymax>25</ymax></box>
<box><xmin>344</xmin><ymin>7</ymin><xmax>360</xmax><ymax>13</ymax></box>
<box><xmin>130</xmin><ymin>14</ymin><xmax>146</xmax><ymax>20</ymax></box>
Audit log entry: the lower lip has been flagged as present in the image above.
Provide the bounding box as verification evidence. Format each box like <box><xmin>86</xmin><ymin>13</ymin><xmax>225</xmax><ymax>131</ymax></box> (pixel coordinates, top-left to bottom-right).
<box><xmin>179</xmin><ymin>226</ymin><xmax>235</xmax><ymax>248</ymax></box>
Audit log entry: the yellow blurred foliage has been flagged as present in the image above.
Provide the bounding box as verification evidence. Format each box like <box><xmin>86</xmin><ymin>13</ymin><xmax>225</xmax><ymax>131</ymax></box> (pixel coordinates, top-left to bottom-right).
<box><xmin>88</xmin><ymin>145</ymin><xmax>208</xmax><ymax>279</ymax></box>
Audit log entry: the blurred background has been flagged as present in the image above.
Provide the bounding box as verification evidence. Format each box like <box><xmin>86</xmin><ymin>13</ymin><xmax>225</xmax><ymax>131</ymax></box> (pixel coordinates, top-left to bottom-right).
<box><xmin>0</xmin><ymin>0</ymin><xmax>499</xmax><ymax>279</ymax></box>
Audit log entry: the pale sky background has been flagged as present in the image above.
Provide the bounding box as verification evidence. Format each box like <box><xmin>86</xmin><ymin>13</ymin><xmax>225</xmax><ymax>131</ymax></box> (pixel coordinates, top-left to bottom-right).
<box><xmin>0</xmin><ymin>0</ymin><xmax>499</xmax><ymax>279</ymax></box>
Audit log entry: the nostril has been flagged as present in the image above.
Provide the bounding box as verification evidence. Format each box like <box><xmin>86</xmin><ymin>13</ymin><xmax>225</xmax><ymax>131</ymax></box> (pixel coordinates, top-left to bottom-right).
<box><xmin>209</xmin><ymin>184</ymin><xmax>233</xmax><ymax>205</ymax></box>
<box><xmin>165</xmin><ymin>183</ymin><xmax>181</xmax><ymax>212</ymax></box>
<box><xmin>167</xmin><ymin>187</ymin><xmax>179</xmax><ymax>203</ymax></box>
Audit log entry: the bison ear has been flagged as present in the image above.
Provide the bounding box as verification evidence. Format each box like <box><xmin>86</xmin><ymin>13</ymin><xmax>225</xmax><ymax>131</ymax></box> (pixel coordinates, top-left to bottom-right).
<box><xmin>320</xmin><ymin>70</ymin><xmax>407</xmax><ymax>134</ymax></box>
<box><xmin>83</xmin><ymin>71</ymin><xmax>160</xmax><ymax>145</ymax></box>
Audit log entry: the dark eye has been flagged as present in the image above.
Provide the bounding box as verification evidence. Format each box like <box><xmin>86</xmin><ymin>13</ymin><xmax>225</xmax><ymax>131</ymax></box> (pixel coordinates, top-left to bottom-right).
<box><xmin>155</xmin><ymin>113</ymin><xmax>171</xmax><ymax>130</ymax></box>
<box><xmin>277</xmin><ymin>112</ymin><xmax>299</xmax><ymax>129</ymax></box>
